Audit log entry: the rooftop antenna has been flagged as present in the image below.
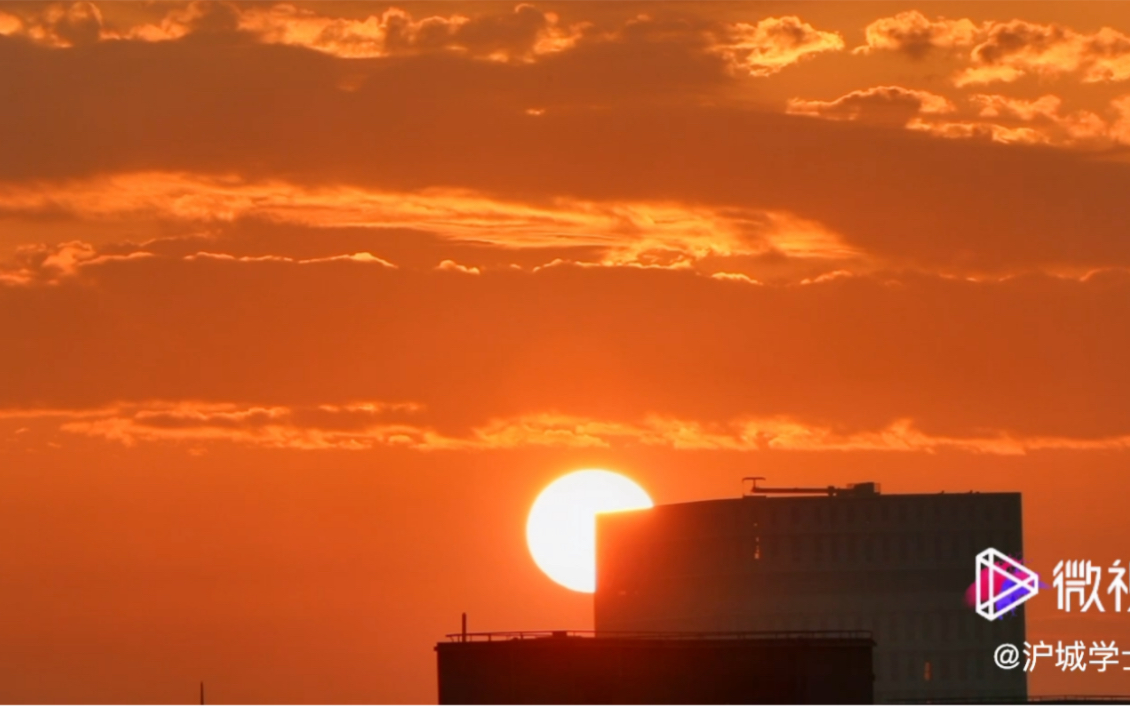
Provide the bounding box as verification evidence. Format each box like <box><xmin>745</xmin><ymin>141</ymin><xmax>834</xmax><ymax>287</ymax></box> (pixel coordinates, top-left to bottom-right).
<box><xmin>744</xmin><ymin>476</ymin><xmax>766</xmax><ymax>494</ymax></box>
<box><xmin>743</xmin><ymin>477</ymin><xmax>879</xmax><ymax>497</ymax></box>
<box><xmin>461</xmin><ymin>612</ymin><xmax>467</xmax><ymax>643</ymax></box>
<box><xmin>200</xmin><ymin>681</ymin><xmax>204</xmax><ymax>705</ymax></box>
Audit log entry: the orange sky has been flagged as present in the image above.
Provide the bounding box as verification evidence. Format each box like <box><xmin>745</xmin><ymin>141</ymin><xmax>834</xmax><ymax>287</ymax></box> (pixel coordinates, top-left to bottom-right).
<box><xmin>3</xmin><ymin>1</ymin><xmax>1130</xmax><ymax>702</ymax></box>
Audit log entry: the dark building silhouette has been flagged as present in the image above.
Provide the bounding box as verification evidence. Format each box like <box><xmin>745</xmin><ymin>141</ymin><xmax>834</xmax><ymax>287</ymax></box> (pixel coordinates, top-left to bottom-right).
<box><xmin>436</xmin><ymin>630</ymin><xmax>874</xmax><ymax>704</ymax></box>
<box><xmin>595</xmin><ymin>481</ymin><xmax>1027</xmax><ymax>703</ymax></box>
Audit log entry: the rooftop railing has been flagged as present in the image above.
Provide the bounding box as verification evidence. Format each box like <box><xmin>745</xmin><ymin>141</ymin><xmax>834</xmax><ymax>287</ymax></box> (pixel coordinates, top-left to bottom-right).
<box><xmin>443</xmin><ymin>628</ymin><xmax>874</xmax><ymax>643</ymax></box>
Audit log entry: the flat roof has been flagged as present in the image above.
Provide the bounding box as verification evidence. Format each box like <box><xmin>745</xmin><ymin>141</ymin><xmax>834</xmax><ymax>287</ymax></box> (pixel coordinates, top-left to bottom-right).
<box><xmin>439</xmin><ymin>629</ymin><xmax>874</xmax><ymax>645</ymax></box>
<box><xmin>654</xmin><ymin>491</ymin><xmax>1020</xmax><ymax>510</ymax></box>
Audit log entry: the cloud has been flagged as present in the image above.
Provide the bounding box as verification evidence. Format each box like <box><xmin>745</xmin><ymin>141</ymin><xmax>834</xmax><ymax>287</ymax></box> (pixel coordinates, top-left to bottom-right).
<box><xmin>436</xmin><ymin>260</ymin><xmax>481</xmax><ymax>275</ymax></box>
<box><xmin>53</xmin><ymin>401</ymin><xmax>432</xmax><ymax>450</ymax></box>
<box><xmin>710</xmin><ymin>272</ymin><xmax>762</xmax><ymax>285</ymax></box>
<box><xmin>117</xmin><ymin>1</ymin><xmax>240</xmax><ymax>42</ymax></box>
<box><xmin>959</xmin><ymin>21</ymin><xmax>1130</xmax><ymax>86</ymax></box>
<box><xmin>970</xmin><ymin>94</ymin><xmax>1109</xmax><ymax>143</ymax></box>
<box><xmin>11</xmin><ymin>403</ymin><xmax>1128</xmax><ymax>455</ymax></box>
<box><xmin>0</xmin><ymin>2</ymin><xmax>590</xmax><ymax>62</ymax></box>
<box><xmin>0</xmin><ymin>172</ymin><xmax>858</xmax><ymax>270</ymax></box>
<box><xmin>37</xmin><ymin>240</ymin><xmax>99</xmax><ymax>276</ymax></box>
<box><xmin>710</xmin><ymin>16</ymin><xmax>844</xmax><ymax>76</ymax></box>
<box><xmin>971</xmin><ymin>94</ymin><xmax>1063</xmax><ymax>121</ymax></box>
<box><xmin>788</xmin><ymin>88</ymin><xmax>1127</xmax><ymax>150</ymax></box>
<box><xmin>0</xmin><ymin>241</ymin><xmax>154</xmax><ymax>284</ymax></box>
<box><xmin>233</xmin><ymin>3</ymin><xmax>589</xmax><ymax>62</ymax></box>
<box><xmin>855</xmin><ymin>11</ymin><xmax>980</xmax><ymax>58</ymax></box>
<box><xmin>905</xmin><ymin>118</ymin><xmax>1045</xmax><ymax>146</ymax></box>
<box><xmin>906</xmin><ymin>93</ymin><xmax>1128</xmax><ymax>149</ymax></box>
<box><xmin>0</xmin><ymin>239</ymin><xmax>393</xmax><ymax>285</ymax></box>
<box><xmin>787</xmin><ymin>86</ymin><xmax>955</xmax><ymax>126</ymax></box>
<box><xmin>2</xmin><ymin>1</ymin><xmax>108</xmax><ymax>48</ymax></box>
<box><xmin>2</xmin><ymin>3</ymin><xmax>841</xmax><ymax>78</ymax></box>
<box><xmin>185</xmin><ymin>251</ymin><xmax>397</xmax><ymax>267</ymax></box>
<box><xmin>238</xmin><ymin>7</ymin><xmax>844</xmax><ymax>76</ymax></box>
<box><xmin>799</xmin><ymin>269</ymin><xmax>854</xmax><ymax>285</ymax></box>
<box><xmin>859</xmin><ymin>11</ymin><xmax>1130</xmax><ymax>86</ymax></box>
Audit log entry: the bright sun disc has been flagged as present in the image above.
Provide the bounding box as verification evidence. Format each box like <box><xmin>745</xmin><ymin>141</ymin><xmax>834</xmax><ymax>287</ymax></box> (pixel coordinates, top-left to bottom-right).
<box><xmin>526</xmin><ymin>469</ymin><xmax>653</xmax><ymax>593</ymax></box>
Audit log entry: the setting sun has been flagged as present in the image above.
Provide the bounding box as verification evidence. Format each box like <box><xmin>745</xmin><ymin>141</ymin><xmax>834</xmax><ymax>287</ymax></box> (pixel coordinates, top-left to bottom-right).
<box><xmin>526</xmin><ymin>470</ymin><xmax>653</xmax><ymax>593</ymax></box>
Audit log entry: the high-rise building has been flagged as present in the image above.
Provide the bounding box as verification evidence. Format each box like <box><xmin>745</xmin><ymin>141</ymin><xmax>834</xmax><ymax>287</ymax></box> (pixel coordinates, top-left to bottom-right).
<box><xmin>436</xmin><ymin>630</ymin><xmax>874</xmax><ymax>704</ymax></box>
<box><xmin>595</xmin><ymin>481</ymin><xmax>1027</xmax><ymax>703</ymax></box>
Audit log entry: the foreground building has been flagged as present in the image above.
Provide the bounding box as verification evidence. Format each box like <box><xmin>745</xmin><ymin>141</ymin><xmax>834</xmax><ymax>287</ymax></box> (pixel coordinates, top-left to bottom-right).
<box><xmin>594</xmin><ymin>480</ymin><xmax>1027</xmax><ymax>703</ymax></box>
<box><xmin>436</xmin><ymin>630</ymin><xmax>874</xmax><ymax>704</ymax></box>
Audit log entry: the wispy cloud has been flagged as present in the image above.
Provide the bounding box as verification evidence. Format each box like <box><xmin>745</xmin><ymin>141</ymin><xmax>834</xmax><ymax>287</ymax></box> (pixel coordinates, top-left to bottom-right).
<box><xmin>787</xmin><ymin>86</ymin><xmax>956</xmax><ymax>126</ymax></box>
<box><xmin>27</xmin><ymin>402</ymin><xmax>1130</xmax><ymax>455</ymax></box>
<box><xmin>0</xmin><ymin>172</ymin><xmax>859</xmax><ymax>269</ymax></box>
